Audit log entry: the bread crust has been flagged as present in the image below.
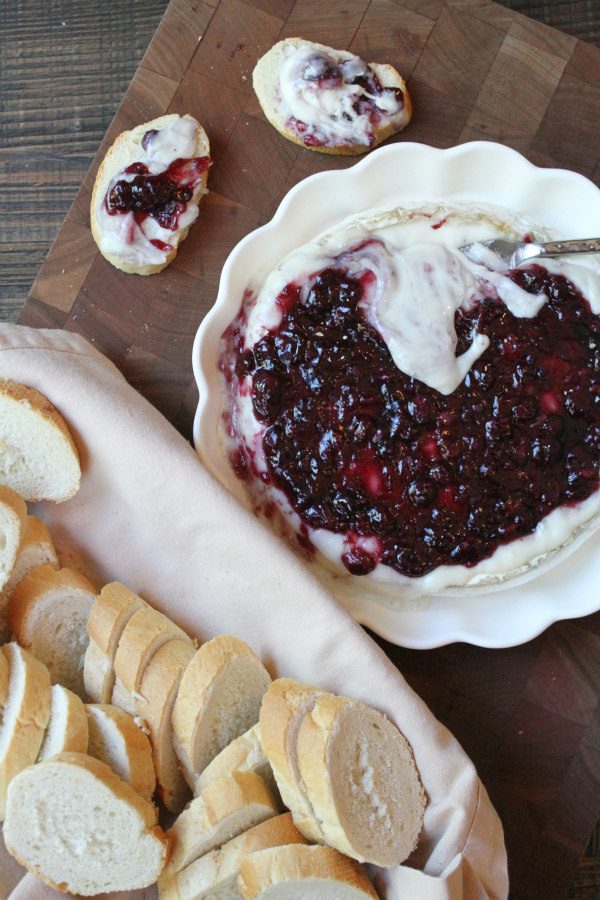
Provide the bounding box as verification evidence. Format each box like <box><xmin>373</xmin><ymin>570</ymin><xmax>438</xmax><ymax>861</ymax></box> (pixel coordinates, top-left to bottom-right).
<box><xmin>90</xmin><ymin>114</ymin><xmax>210</xmax><ymax>276</ymax></box>
<box><xmin>172</xmin><ymin>635</ymin><xmax>271</xmax><ymax>787</ymax></box>
<box><xmin>253</xmin><ymin>38</ymin><xmax>412</xmax><ymax>156</ymax></box>
<box><xmin>0</xmin><ymin>380</ymin><xmax>81</xmax><ymax>502</ymax></box>
<box><xmin>0</xmin><ymin>647</ymin><xmax>9</xmax><ymax>706</ymax></box>
<box><xmin>86</xmin><ymin>703</ymin><xmax>156</xmax><ymax>802</ymax></box>
<box><xmin>3</xmin><ymin>751</ymin><xmax>169</xmax><ymax>893</ymax></box>
<box><xmin>237</xmin><ymin>843</ymin><xmax>379</xmax><ymax>898</ymax></box>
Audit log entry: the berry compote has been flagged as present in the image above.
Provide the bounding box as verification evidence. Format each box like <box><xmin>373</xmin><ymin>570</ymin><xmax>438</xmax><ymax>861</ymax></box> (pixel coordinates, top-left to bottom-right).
<box><xmin>106</xmin><ymin>155</ymin><xmax>210</xmax><ymax>232</ymax></box>
<box><xmin>229</xmin><ymin>264</ymin><xmax>600</xmax><ymax>578</ymax></box>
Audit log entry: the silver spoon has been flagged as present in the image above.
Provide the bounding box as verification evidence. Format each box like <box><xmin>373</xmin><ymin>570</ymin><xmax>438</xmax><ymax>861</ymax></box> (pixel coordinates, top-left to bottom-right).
<box><xmin>460</xmin><ymin>237</ymin><xmax>600</xmax><ymax>269</ymax></box>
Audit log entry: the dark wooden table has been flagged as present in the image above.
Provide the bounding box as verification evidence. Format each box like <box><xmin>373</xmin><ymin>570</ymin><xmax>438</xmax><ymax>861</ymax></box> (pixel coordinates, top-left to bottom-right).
<box><xmin>2</xmin><ymin>2</ymin><xmax>600</xmax><ymax>897</ymax></box>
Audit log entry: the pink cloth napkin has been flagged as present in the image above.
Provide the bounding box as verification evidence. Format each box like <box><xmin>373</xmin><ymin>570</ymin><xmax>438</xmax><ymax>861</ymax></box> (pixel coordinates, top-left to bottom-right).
<box><xmin>0</xmin><ymin>324</ymin><xmax>508</xmax><ymax>899</ymax></box>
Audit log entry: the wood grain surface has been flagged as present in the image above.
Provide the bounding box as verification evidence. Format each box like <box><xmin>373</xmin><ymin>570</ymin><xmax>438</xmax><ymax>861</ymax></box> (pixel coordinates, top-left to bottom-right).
<box><xmin>4</xmin><ymin>1</ymin><xmax>600</xmax><ymax>897</ymax></box>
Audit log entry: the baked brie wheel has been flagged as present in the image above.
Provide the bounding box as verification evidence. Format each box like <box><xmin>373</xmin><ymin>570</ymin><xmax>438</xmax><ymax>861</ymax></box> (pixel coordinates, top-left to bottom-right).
<box><xmin>220</xmin><ymin>202</ymin><xmax>600</xmax><ymax>601</ymax></box>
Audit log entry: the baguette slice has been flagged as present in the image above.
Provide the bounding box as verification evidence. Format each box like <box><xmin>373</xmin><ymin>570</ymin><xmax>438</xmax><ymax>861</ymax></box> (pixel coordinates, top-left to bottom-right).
<box><xmin>0</xmin><ymin>642</ymin><xmax>52</xmax><ymax>819</ymax></box>
<box><xmin>86</xmin><ymin>703</ymin><xmax>156</xmax><ymax>802</ymax></box>
<box><xmin>37</xmin><ymin>684</ymin><xmax>89</xmax><ymax>761</ymax></box>
<box><xmin>0</xmin><ymin>380</ymin><xmax>81</xmax><ymax>502</ymax></box>
<box><xmin>253</xmin><ymin>38</ymin><xmax>411</xmax><ymax>157</ymax></box>
<box><xmin>91</xmin><ymin>114</ymin><xmax>210</xmax><ymax>276</ymax></box>
<box><xmin>296</xmin><ymin>694</ymin><xmax>426</xmax><ymax>867</ymax></box>
<box><xmin>3</xmin><ymin>752</ymin><xmax>168</xmax><ymax>894</ymax></box>
<box><xmin>160</xmin><ymin>812</ymin><xmax>307</xmax><ymax>900</ymax></box>
<box><xmin>162</xmin><ymin>771</ymin><xmax>278</xmax><ymax>881</ymax></box>
<box><xmin>173</xmin><ymin>635</ymin><xmax>271</xmax><ymax>788</ymax></box>
<box><xmin>237</xmin><ymin>844</ymin><xmax>379</xmax><ymax>899</ymax></box>
<box><xmin>0</xmin><ymin>515</ymin><xmax>59</xmax><ymax>642</ymax></box>
<box><xmin>259</xmin><ymin>678</ymin><xmax>325</xmax><ymax>838</ymax></box>
<box><xmin>0</xmin><ymin>485</ymin><xmax>27</xmax><ymax>593</ymax></box>
<box><xmin>114</xmin><ymin>604</ymin><xmax>193</xmax><ymax>695</ymax></box>
<box><xmin>9</xmin><ymin>565</ymin><xmax>96</xmax><ymax>697</ymax></box>
<box><xmin>85</xmin><ymin>581</ymin><xmax>148</xmax><ymax>703</ymax></box>
<box><xmin>136</xmin><ymin>638</ymin><xmax>195</xmax><ymax>813</ymax></box>
<box><xmin>195</xmin><ymin>724</ymin><xmax>277</xmax><ymax>798</ymax></box>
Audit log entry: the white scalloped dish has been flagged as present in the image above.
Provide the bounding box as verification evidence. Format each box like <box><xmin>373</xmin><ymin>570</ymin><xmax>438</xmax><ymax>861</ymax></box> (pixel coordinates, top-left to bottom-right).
<box><xmin>193</xmin><ymin>141</ymin><xmax>600</xmax><ymax>649</ymax></box>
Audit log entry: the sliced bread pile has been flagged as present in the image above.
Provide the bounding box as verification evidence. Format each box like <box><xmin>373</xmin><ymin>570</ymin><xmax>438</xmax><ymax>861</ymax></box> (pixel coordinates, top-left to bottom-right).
<box><xmin>0</xmin><ymin>641</ymin><xmax>168</xmax><ymax>892</ymax></box>
<box><xmin>82</xmin><ymin>582</ymin><xmax>273</xmax><ymax>815</ymax></box>
<box><xmin>0</xmin><ymin>381</ymin><xmax>426</xmax><ymax>898</ymax></box>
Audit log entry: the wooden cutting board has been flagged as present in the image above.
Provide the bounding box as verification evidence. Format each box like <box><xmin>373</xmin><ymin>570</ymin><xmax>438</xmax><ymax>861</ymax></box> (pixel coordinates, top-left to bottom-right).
<box><xmin>18</xmin><ymin>1</ymin><xmax>600</xmax><ymax>896</ymax></box>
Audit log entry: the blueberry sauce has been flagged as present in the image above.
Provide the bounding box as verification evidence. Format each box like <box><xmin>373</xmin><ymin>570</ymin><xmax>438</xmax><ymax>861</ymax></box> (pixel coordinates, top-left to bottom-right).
<box><xmin>288</xmin><ymin>52</ymin><xmax>404</xmax><ymax>148</ymax></box>
<box><xmin>228</xmin><ymin>265</ymin><xmax>600</xmax><ymax>578</ymax></box>
<box><xmin>106</xmin><ymin>156</ymin><xmax>210</xmax><ymax>231</ymax></box>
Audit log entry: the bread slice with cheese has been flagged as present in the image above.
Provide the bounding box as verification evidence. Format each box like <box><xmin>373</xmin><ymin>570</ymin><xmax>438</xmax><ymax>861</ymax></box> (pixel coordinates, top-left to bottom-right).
<box><xmin>259</xmin><ymin>678</ymin><xmax>325</xmax><ymax>839</ymax></box>
<box><xmin>0</xmin><ymin>515</ymin><xmax>59</xmax><ymax>642</ymax></box>
<box><xmin>86</xmin><ymin>703</ymin><xmax>156</xmax><ymax>802</ymax></box>
<box><xmin>0</xmin><ymin>380</ymin><xmax>81</xmax><ymax>502</ymax></box>
<box><xmin>160</xmin><ymin>812</ymin><xmax>307</xmax><ymax>900</ymax></box>
<box><xmin>162</xmin><ymin>771</ymin><xmax>278</xmax><ymax>882</ymax></box>
<box><xmin>0</xmin><ymin>642</ymin><xmax>52</xmax><ymax>819</ymax></box>
<box><xmin>237</xmin><ymin>844</ymin><xmax>379</xmax><ymax>899</ymax></box>
<box><xmin>172</xmin><ymin>635</ymin><xmax>271</xmax><ymax>788</ymax></box>
<box><xmin>253</xmin><ymin>38</ymin><xmax>411</xmax><ymax>157</ymax></box>
<box><xmin>195</xmin><ymin>724</ymin><xmax>277</xmax><ymax>799</ymax></box>
<box><xmin>37</xmin><ymin>684</ymin><xmax>89</xmax><ymax>761</ymax></box>
<box><xmin>0</xmin><ymin>486</ymin><xmax>27</xmax><ymax>594</ymax></box>
<box><xmin>91</xmin><ymin>114</ymin><xmax>210</xmax><ymax>276</ymax></box>
<box><xmin>136</xmin><ymin>638</ymin><xmax>195</xmax><ymax>813</ymax></box>
<box><xmin>3</xmin><ymin>751</ymin><xmax>168</xmax><ymax>894</ymax></box>
<box><xmin>84</xmin><ymin>582</ymin><xmax>148</xmax><ymax>703</ymax></box>
<box><xmin>9</xmin><ymin>565</ymin><xmax>96</xmax><ymax>697</ymax></box>
<box><xmin>296</xmin><ymin>693</ymin><xmax>426</xmax><ymax>867</ymax></box>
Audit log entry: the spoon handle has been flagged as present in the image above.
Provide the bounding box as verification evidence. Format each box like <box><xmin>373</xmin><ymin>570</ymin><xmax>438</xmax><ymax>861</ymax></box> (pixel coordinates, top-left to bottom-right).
<box><xmin>541</xmin><ymin>237</ymin><xmax>600</xmax><ymax>256</ymax></box>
